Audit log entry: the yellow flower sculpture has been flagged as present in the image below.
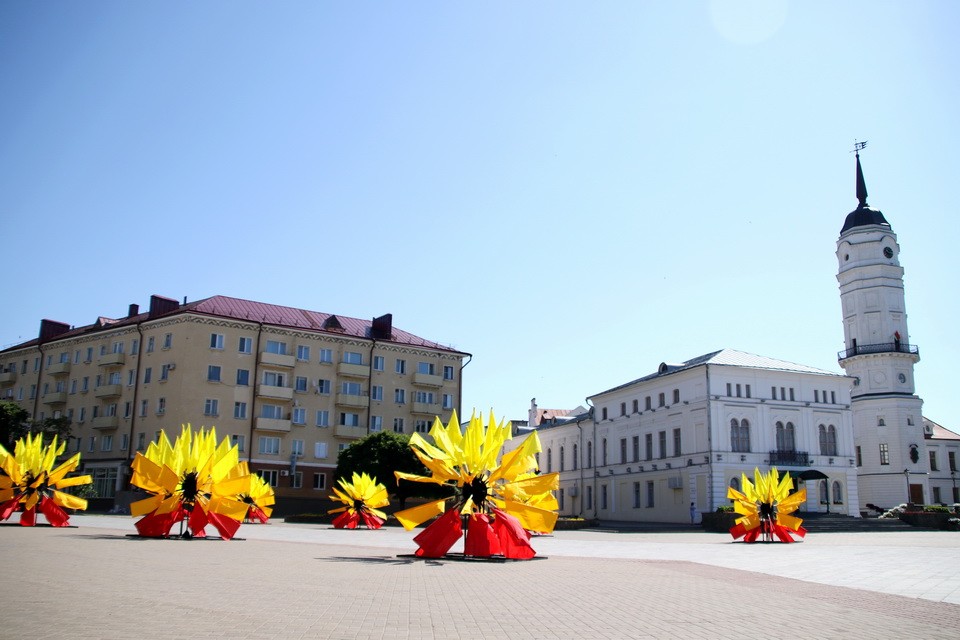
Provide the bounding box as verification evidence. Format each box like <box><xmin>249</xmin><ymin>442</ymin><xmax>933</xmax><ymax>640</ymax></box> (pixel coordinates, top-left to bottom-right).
<box><xmin>0</xmin><ymin>434</ymin><xmax>92</xmax><ymax>527</ymax></box>
<box><xmin>727</xmin><ymin>467</ymin><xmax>807</xmax><ymax>543</ymax></box>
<box><xmin>328</xmin><ymin>472</ymin><xmax>390</xmax><ymax>529</ymax></box>
<box><xmin>393</xmin><ymin>410</ymin><xmax>559</xmax><ymax>559</ymax></box>
<box><xmin>129</xmin><ymin>425</ymin><xmax>251</xmax><ymax>539</ymax></box>
<box><xmin>236</xmin><ymin>462</ymin><xmax>275</xmax><ymax>524</ymax></box>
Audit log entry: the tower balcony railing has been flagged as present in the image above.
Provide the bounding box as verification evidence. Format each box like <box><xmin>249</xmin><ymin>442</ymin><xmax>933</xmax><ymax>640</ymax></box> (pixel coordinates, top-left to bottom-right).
<box><xmin>837</xmin><ymin>342</ymin><xmax>919</xmax><ymax>361</ymax></box>
<box><xmin>768</xmin><ymin>450</ymin><xmax>811</xmax><ymax>466</ymax></box>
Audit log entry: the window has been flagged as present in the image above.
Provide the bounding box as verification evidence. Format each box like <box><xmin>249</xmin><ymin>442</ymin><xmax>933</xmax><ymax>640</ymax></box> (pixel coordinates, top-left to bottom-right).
<box><xmin>234</xmin><ymin>402</ymin><xmax>247</xmax><ymax>419</ymax></box>
<box><xmin>124</xmin><ymin>402</ymin><xmax>132</xmax><ymax>418</ymax></box>
<box><xmin>814</xmin><ymin>390</ymin><xmax>820</xmax><ymax>403</ymax></box>
<box><xmin>394</xmin><ymin>388</ymin><xmax>406</xmax><ymax>404</ymax></box>
<box><xmin>90</xmin><ymin>468</ymin><xmax>117</xmax><ymax>499</ymax></box>
<box><xmin>586</xmin><ymin>486</ymin><xmax>593</xmax><ymax>510</ymax></box>
<box><xmin>415</xmin><ymin>391</ymin><xmax>434</xmax><ymax>404</ymax></box>
<box><xmin>393</xmin><ymin>418</ymin><xmax>405</xmax><ymax>433</ymax></box>
<box><xmin>127</xmin><ymin>369</ymin><xmax>135</xmax><ymax>386</ymax></box>
<box><xmin>632</xmin><ymin>436</ymin><xmax>640</xmax><ymax>462</ymax></box>
<box><xmin>620</xmin><ymin>438</ymin><xmax>627</xmax><ymax>464</ymax></box>
<box><xmin>295</xmin><ymin>376</ymin><xmax>308</xmax><ymax>392</ymax></box>
<box><xmin>658</xmin><ymin>431</ymin><xmax>667</xmax><ymax>459</ymax></box>
<box><xmin>777</xmin><ymin>421</ymin><xmax>796</xmax><ymax>452</ymax></box>
<box><xmin>601</xmin><ymin>407</ymin><xmax>608</xmax><ymax>421</ymax></box>
<box><xmin>443</xmin><ymin>365</ymin><xmax>454</xmax><ymax>380</ymax></box>
<box><xmin>602</xmin><ymin>439</ymin><xmax>608</xmax><ymax>466</ymax></box>
<box><xmin>745</xmin><ymin>384</ymin><xmax>751</xmax><ymax>398</ymax></box>
<box><xmin>261</xmin><ymin>404</ymin><xmax>284</xmax><ymax>420</ymax></box>
<box><xmin>265</xmin><ymin>340</ymin><xmax>287</xmax><ymax>355</ymax></box>
<box><xmin>673</xmin><ymin>389</ymin><xmax>680</xmax><ymax>404</ymax></box>
<box><xmin>632</xmin><ymin>399</ymin><xmax>639</xmax><ymax>413</ymax></box>
<box><xmin>263</xmin><ymin>371</ymin><xmax>285</xmax><ymax>387</ymax></box>
<box><xmin>371</xmin><ymin>385</ymin><xmax>383</xmax><ymax>401</ymax></box>
<box><xmin>856</xmin><ymin>445</ymin><xmax>862</xmax><ymax>467</ymax></box>
<box><xmin>291</xmin><ymin>439</ymin><xmax>304</xmax><ymax>456</ymax></box>
<box><xmin>342</xmin><ymin>381</ymin><xmax>362</xmax><ymax>396</ymax></box>
<box><xmin>771</xmin><ymin>386</ymin><xmax>777</xmax><ymax>400</ymax></box>
<box><xmin>417</xmin><ymin>362</ymin><xmax>435</xmax><ymax>375</ymax></box>
<box><xmin>236</xmin><ymin>369</ymin><xmax>250</xmax><ymax>386</ymax></box>
<box><xmin>587</xmin><ymin>441</ymin><xmax>593</xmax><ymax>468</ymax></box>
<box><xmin>207</xmin><ymin>365</ymin><xmax>221</xmax><ymax>382</ymax></box>
<box><xmin>646</xmin><ymin>481</ymin><xmax>655</xmax><ymax>508</ymax></box>
<box><xmin>658</xmin><ymin>393</ymin><xmax>665</xmax><ymax>407</ymax></box>
<box><xmin>143</xmin><ymin>368</ymin><xmax>152</xmax><ymax>384</ymax></box>
<box><xmin>415</xmin><ymin>420</ymin><xmax>430</xmax><ymax>433</ymax></box>
<box><xmin>673</xmin><ymin>428</ymin><xmax>682</xmax><ymax>456</ymax></box>
<box><xmin>560</xmin><ymin>446</ymin><xmax>566</xmax><ymax>471</ymax></box>
<box><xmin>933</xmin><ymin>486</ymin><xmax>942</xmax><ymax>504</ymax></box>
<box><xmin>731</xmin><ymin>419</ymin><xmax>751</xmax><ymax>453</ymax></box>
<box><xmin>317</xmin><ymin>379</ymin><xmax>331</xmax><ymax>394</ymax></box>
<box><xmin>573</xmin><ymin>443</ymin><xmax>579</xmax><ymax>470</ymax></box>
<box><xmin>831</xmin><ymin>391</ymin><xmax>836</xmax><ymax>404</ymax></box>
<box><xmin>789</xmin><ymin>388</ymin><xmax>795</xmax><ymax>402</ymax></box>
<box><xmin>601</xmin><ymin>485</ymin><xmax>608</xmax><ymax>510</ymax></box>
<box><xmin>620</xmin><ymin>402</ymin><xmax>626</xmax><ymax>417</ymax></box>
<box><xmin>210</xmin><ymin>333</ymin><xmax>224</xmax><ymax>350</ymax></box>
<box><xmin>108</xmin><ymin>371</ymin><xmax>121</xmax><ymax>385</ymax></box>
<box><xmin>238</xmin><ymin>337</ymin><xmax>252</xmax><ymax>354</ymax></box>
<box><xmin>296</xmin><ymin>345</ymin><xmax>310</xmax><ymax>361</ymax></box>
<box><xmin>314</xmin><ymin>442</ymin><xmax>328</xmax><ymax>459</ymax></box>
<box><xmin>160</xmin><ymin>364</ymin><xmax>170</xmax><ymax>381</ymax></box>
<box><xmin>70</xmin><ymin>379</ymin><xmax>77</xmax><ymax>394</ymax></box>
<box><xmin>780</xmin><ymin>387</ymin><xmax>786</xmax><ymax>401</ymax></box>
<box><xmin>259</xmin><ymin>470</ymin><xmax>279</xmax><ymax>487</ymax></box>
<box><xmin>645</xmin><ymin>396</ymin><xmax>652</xmax><ymax>410</ymax></box>
<box><xmin>319</xmin><ymin>348</ymin><xmax>333</xmax><ymax>363</ymax></box>
<box><xmin>879</xmin><ymin>443</ymin><xmax>890</xmax><ymax>465</ymax></box>
<box><xmin>291</xmin><ymin>472</ymin><xmax>303</xmax><ymax>489</ymax></box>
<box><xmin>736</xmin><ymin>384</ymin><xmax>741</xmax><ymax>397</ymax></box>
<box><xmin>292</xmin><ymin>408</ymin><xmax>306</xmax><ymax>424</ymax></box>
<box><xmin>88</xmin><ymin>437</ymin><xmax>95</xmax><ymax>452</ymax></box>
<box><xmin>645</xmin><ymin>433</ymin><xmax>653</xmax><ymax>461</ymax></box>
<box><xmin>558</xmin><ymin>488</ymin><xmax>564</xmax><ymax>511</ymax></box>
<box><xmin>258</xmin><ymin>437</ymin><xmax>281</xmax><ymax>455</ymax></box>
<box><xmin>819</xmin><ymin>480</ymin><xmax>829</xmax><ymax>504</ymax></box>
<box><xmin>343</xmin><ymin>351</ymin><xmax>362</xmax><ymax>365</ymax></box>
<box><xmin>633</xmin><ymin>482</ymin><xmax>641</xmax><ymax>508</ymax></box>
<box><xmin>204</xmin><ymin>399</ymin><xmax>219</xmax><ymax>416</ymax></box>
<box><xmin>929</xmin><ymin>450</ymin><xmax>939</xmax><ymax>472</ymax></box>
<box><xmin>316</xmin><ymin>410</ymin><xmax>330</xmax><ymax>427</ymax></box>
<box><xmin>818</xmin><ymin>424</ymin><xmax>837</xmax><ymax>456</ymax></box>
<box><xmin>370</xmin><ymin>415</ymin><xmax>383</xmax><ymax>431</ymax></box>
<box><xmin>146</xmin><ymin>338</ymin><xmax>154</xmax><ymax>353</ymax></box>
<box><xmin>82</xmin><ymin>377</ymin><xmax>89</xmax><ymax>392</ymax></box>
<box><xmin>442</xmin><ymin>393</ymin><xmax>454</xmax><ymax>409</ymax></box>
<box><xmin>313</xmin><ymin>472</ymin><xmax>326</xmax><ymax>489</ymax></box>
<box><xmin>163</xmin><ymin>333</ymin><xmax>172</xmax><ymax>349</ymax></box>
<box><xmin>340</xmin><ymin>412</ymin><xmax>360</xmax><ymax>427</ymax></box>
<box><xmin>112</xmin><ymin>341</ymin><xmax>124</xmax><ymax>354</ymax></box>
<box><xmin>949</xmin><ymin>451</ymin><xmax>957</xmax><ymax>472</ymax></box>
<box><xmin>395</xmin><ymin>359</ymin><xmax>406</xmax><ymax>374</ymax></box>
<box><xmin>120</xmin><ymin>433</ymin><xmax>129</xmax><ymax>451</ymax></box>
<box><xmin>140</xmin><ymin>399</ymin><xmax>148</xmax><ymax>417</ymax></box>
<box><xmin>157</xmin><ymin>397</ymin><xmax>166</xmax><ymax>414</ymax></box>
<box><xmin>101</xmin><ymin>435</ymin><xmax>113</xmax><ymax>451</ymax></box>
<box><xmin>138</xmin><ymin>433</ymin><xmax>146</xmax><ymax>451</ymax></box>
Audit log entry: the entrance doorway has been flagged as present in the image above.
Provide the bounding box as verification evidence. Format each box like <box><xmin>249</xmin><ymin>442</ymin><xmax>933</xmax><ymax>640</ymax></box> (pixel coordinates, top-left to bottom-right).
<box><xmin>909</xmin><ymin>483</ymin><xmax>924</xmax><ymax>505</ymax></box>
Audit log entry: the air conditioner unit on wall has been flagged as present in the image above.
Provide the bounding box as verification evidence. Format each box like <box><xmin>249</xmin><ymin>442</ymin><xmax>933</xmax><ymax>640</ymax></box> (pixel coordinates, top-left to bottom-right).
<box><xmin>280</xmin><ymin>470</ymin><xmax>289</xmax><ymax>476</ymax></box>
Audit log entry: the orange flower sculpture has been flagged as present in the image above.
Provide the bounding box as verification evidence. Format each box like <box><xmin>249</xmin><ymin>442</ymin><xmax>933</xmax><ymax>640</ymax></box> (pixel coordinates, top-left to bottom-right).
<box><xmin>393</xmin><ymin>410</ymin><xmax>559</xmax><ymax>559</ymax></box>
<box><xmin>236</xmin><ymin>462</ymin><xmax>275</xmax><ymax>524</ymax></box>
<box><xmin>727</xmin><ymin>467</ymin><xmax>807</xmax><ymax>543</ymax></box>
<box><xmin>328</xmin><ymin>472</ymin><xmax>389</xmax><ymax>529</ymax></box>
<box><xmin>0</xmin><ymin>434</ymin><xmax>91</xmax><ymax>527</ymax></box>
<box><xmin>129</xmin><ymin>425</ymin><xmax>251</xmax><ymax>539</ymax></box>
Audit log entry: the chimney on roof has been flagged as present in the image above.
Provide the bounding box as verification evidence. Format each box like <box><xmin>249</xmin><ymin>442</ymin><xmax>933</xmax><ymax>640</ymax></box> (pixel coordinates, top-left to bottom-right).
<box><xmin>128</xmin><ymin>303</ymin><xmax>140</xmax><ymax>318</ymax></box>
<box><xmin>39</xmin><ymin>319</ymin><xmax>71</xmax><ymax>343</ymax></box>
<box><xmin>371</xmin><ymin>313</ymin><xmax>393</xmax><ymax>340</ymax></box>
<box><xmin>149</xmin><ymin>295</ymin><xmax>180</xmax><ymax>318</ymax></box>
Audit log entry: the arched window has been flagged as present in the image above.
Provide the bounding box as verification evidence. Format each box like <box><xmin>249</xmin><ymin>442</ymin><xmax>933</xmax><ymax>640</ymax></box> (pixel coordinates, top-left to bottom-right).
<box><xmin>573</xmin><ymin>443</ymin><xmax>579</xmax><ymax>470</ymax></box>
<box><xmin>776</xmin><ymin>421</ymin><xmax>796</xmax><ymax>451</ymax></box>
<box><xmin>818</xmin><ymin>424</ymin><xmax>828</xmax><ymax>455</ymax></box>
<box><xmin>559</xmin><ymin>446</ymin><xmax>565</xmax><ymax>472</ymax></box>
<box><xmin>547</xmin><ymin>448</ymin><xmax>552</xmax><ymax>473</ymax></box>
<box><xmin>587</xmin><ymin>441</ymin><xmax>593</xmax><ymax>468</ymax></box>
<box><xmin>827</xmin><ymin>425</ymin><xmax>837</xmax><ymax>456</ymax></box>
<box><xmin>731</xmin><ymin>418</ymin><xmax>751</xmax><ymax>453</ymax></box>
<box><xmin>819</xmin><ymin>480</ymin><xmax>829</xmax><ymax>504</ymax></box>
<box><xmin>832</xmin><ymin>481</ymin><xmax>843</xmax><ymax>504</ymax></box>
<box><xmin>729</xmin><ymin>477</ymin><xmax>740</xmax><ymax>492</ymax></box>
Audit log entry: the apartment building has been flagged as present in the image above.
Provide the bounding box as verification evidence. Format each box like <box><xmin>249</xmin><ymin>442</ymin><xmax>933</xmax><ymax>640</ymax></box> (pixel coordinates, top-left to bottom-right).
<box><xmin>0</xmin><ymin>294</ymin><xmax>469</xmax><ymax>510</ymax></box>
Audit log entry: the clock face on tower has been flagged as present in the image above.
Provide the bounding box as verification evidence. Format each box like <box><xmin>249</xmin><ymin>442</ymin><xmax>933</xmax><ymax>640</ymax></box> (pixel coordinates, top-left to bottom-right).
<box><xmin>883</xmin><ymin>247</ymin><xmax>894</xmax><ymax>258</ymax></box>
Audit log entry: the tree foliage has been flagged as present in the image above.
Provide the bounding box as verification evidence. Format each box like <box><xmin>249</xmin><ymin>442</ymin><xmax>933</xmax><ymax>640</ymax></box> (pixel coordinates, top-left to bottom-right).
<box><xmin>0</xmin><ymin>400</ymin><xmax>73</xmax><ymax>451</ymax></box>
<box><xmin>334</xmin><ymin>430</ymin><xmax>449</xmax><ymax>507</ymax></box>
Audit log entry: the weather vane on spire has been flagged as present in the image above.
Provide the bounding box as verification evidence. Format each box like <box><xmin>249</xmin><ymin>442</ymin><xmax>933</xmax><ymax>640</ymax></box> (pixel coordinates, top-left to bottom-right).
<box><xmin>852</xmin><ymin>140</ymin><xmax>868</xmax><ymax>155</ymax></box>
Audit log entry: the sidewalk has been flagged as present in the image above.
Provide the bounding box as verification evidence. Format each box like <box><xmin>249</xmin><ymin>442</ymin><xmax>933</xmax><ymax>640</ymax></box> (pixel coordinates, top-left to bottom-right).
<box><xmin>2</xmin><ymin>515</ymin><xmax>959</xmax><ymax>639</ymax></box>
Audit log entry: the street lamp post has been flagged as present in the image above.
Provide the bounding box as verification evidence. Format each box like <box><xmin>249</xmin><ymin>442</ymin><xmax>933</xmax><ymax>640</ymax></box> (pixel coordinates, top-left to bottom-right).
<box><xmin>904</xmin><ymin>469</ymin><xmax>911</xmax><ymax>505</ymax></box>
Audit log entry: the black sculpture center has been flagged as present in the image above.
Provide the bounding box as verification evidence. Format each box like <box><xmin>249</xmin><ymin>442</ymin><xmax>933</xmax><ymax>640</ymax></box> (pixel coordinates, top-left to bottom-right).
<box><xmin>181</xmin><ymin>472</ymin><xmax>199</xmax><ymax>502</ymax></box>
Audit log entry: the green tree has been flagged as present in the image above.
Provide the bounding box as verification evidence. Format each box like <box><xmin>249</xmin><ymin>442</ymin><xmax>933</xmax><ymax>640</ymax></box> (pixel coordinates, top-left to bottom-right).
<box><xmin>334</xmin><ymin>430</ymin><xmax>449</xmax><ymax>508</ymax></box>
<box><xmin>0</xmin><ymin>400</ymin><xmax>30</xmax><ymax>450</ymax></box>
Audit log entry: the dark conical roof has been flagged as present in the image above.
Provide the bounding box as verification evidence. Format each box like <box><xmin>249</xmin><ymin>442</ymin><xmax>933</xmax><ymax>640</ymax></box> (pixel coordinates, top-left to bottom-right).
<box><xmin>840</xmin><ymin>152</ymin><xmax>890</xmax><ymax>233</ymax></box>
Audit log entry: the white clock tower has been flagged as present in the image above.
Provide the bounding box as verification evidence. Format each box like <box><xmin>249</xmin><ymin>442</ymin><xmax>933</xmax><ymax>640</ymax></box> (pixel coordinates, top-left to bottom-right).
<box><xmin>836</xmin><ymin>149</ymin><xmax>926</xmax><ymax>511</ymax></box>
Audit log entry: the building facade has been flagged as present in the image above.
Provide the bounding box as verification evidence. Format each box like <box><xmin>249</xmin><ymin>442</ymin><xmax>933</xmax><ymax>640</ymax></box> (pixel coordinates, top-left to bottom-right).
<box><xmin>0</xmin><ymin>294</ymin><xmax>469</xmax><ymax>510</ymax></box>
<box><xmin>531</xmin><ymin>350</ymin><xmax>860</xmax><ymax>523</ymax></box>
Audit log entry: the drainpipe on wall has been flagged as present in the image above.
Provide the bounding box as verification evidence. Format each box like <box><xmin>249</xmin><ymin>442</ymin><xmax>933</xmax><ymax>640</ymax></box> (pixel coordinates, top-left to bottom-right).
<box><xmin>247</xmin><ymin>322</ymin><xmax>264</xmax><ymax>465</ymax></box>
<box><xmin>367</xmin><ymin>338</ymin><xmax>376</xmax><ymax>435</ymax></box>
<box><xmin>127</xmin><ymin>323</ymin><xmax>146</xmax><ymax>470</ymax></box>
<box><xmin>458</xmin><ymin>354</ymin><xmax>472</xmax><ymax>416</ymax></box>
<box><xmin>31</xmin><ymin>345</ymin><xmax>44</xmax><ymax>421</ymax></box>
<box><xmin>586</xmin><ymin>397</ymin><xmax>597</xmax><ymax>520</ymax></box>
<box><xmin>705</xmin><ymin>363</ymin><xmax>714</xmax><ymax>512</ymax></box>
<box><xmin>576</xmin><ymin>420</ymin><xmax>584</xmax><ymax>518</ymax></box>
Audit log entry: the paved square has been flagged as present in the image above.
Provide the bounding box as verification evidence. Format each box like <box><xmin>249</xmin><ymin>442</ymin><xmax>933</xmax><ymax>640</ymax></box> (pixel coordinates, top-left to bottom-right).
<box><xmin>2</xmin><ymin>516</ymin><xmax>959</xmax><ymax>639</ymax></box>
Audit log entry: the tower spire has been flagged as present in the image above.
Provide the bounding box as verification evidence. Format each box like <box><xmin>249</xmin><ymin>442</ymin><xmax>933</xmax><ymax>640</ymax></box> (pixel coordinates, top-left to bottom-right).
<box><xmin>854</xmin><ymin>140</ymin><xmax>868</xmax><ymax>207</ymax></box>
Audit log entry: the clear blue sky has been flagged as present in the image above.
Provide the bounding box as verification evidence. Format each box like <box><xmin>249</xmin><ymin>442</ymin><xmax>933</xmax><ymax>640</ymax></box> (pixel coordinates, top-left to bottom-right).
<box><xmin>2</xmin><ymin>2</ymin><xmax>957</xmax><ymax>429</ymax></box>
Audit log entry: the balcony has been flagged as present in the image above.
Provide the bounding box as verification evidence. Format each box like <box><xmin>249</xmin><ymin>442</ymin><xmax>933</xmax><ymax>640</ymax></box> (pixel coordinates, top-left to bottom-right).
<box><xmin>413</xmin><ymin>372</ymin><xmax>443</xmax><ymax>388</ymax></box>
<box><xmin>42</xmin><ymin>391</ymin><xmax>68</xmax><ymax>405</ymax></box>
<box><xmin>334</xmin><ymin>424</ymin><xmax>366</xmax><ymax>439</ymax></box>
<box><xmin>95</xmin><ymin>384</ymin><xmax>123</xmax><ymax>399</ymax></box>
<box><xmin>336</xmin><ymin>393</ymin><xmax>369</xmax><ymax>409</ymax></box>
<box><xmin>256</xmin><ymin>384</ymin><xmax>294</xmax><ymax>401</ymax></box>
<box><xmin>838</xmin><ymin>341</ymin><xmax>919</xmax><ymax>361</ymax></box>
<box><xmin>98</xmin><ymin>352</ymin><xmax>126</xmax><ymax>367</ymax></box>
<box><xmin>338</xmin><ymin>363</ymin><xmax>370</xmax><ymax>378</ymax></box>
<box><xmin>412</xmin><ymin>401</ymin><xmax>441</xmax><ymax>416</ymax></box>
<box><xmin>92</xmin><ymin>416</ymin><xmax>119</xmax><ymax>430</ymax></box>
<box><xmin>768</xmin><ymin>450</ymin><xmax>811</xmax><ymax>466</ymax></box>
<box><xmin>255</xmin><ymin>417</ymin><xmax>291</xmax><ymax>432</ymax></box>
<box><xmin>260</xmin><ymin>351</ymin><xmax>295</xmax><ymax>368</ymax></box>
<box><xmin>47</xmin><ymin>361</ymin><xmax>71</xmax><ymax>376</ymax></box>
<box><xmin>0</xmin><ymin>371</ymin><xmax>16</xmax><ymax>385</ymax></box>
